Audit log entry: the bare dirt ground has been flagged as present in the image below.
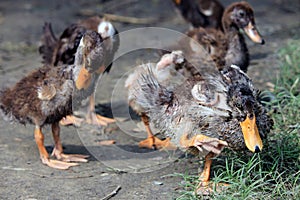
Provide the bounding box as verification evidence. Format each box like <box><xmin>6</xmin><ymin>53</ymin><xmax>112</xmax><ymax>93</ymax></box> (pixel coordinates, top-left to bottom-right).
<box><xmin>0</xmin><ymin>0</ymin><xmax>299</xmax><ymax>199</ymax></box>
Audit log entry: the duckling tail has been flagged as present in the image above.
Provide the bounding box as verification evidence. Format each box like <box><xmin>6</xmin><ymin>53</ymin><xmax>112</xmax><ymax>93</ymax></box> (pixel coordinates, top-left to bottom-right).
<box><xmin>39</xmin><ymin>22</ymin><xmax>58</xmax><ymax>65</ymax></box>
<box><xmin>0</xmin><ymin>88</ymin><xmax>16</xmax><ymax>123</ymax></box>
<box><xmin>135</xmin><ymin>66</ymin><xmax>174</xmax><ymax>113</ymax></box>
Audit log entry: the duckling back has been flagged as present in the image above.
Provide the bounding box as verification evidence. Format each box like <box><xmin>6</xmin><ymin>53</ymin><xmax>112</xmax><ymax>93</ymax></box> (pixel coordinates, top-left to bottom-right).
<box><xmin>0</xmin><ymin>65</ymin><xmax>74</xmax><ymax>126</ymax></box>
<box><xmin>133</xmin><ymin>62</ymin><xmax>273</xmax><ymax>152</ymax></box>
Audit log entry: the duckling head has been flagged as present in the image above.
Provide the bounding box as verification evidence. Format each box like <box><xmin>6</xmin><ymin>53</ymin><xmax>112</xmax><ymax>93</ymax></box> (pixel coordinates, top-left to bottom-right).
<box><xmin>81</xmin><ymin>30</ymin><xmax>104</xmax><ymax>70</ymax></box>
<box><xmin>223</xmin><ymin>1</ymin><xmax>264</xmax><ymax>44</ymax></box>
<box><xmin>74</xmin><ymin>30</ymin><xmax>105</xmax><ymax>90</ymax></box>
<box><xmin>228</xmin><ymin>83</ymin><xmax>263</xmax><ymax>153</ymax></box>
<box><xmin>97</xmin><ymin>21</ymin><xmax>117</xmax><ymax>40</ymax></box>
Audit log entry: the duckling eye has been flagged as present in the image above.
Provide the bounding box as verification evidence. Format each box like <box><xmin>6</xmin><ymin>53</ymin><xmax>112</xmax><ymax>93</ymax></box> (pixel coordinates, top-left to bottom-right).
<box><xmin>237</xmin><ymin>115</ymin><xmax>246</xmax><ymax>122</ymax></box>
<box><xmin>248</xmin><ymin>113</ymin><xmax>254</xmax><ymax>119</ymax></box>
<box><xmin>238</xmin><ymin>10</ymin><xmax>245</xmax><ymax>18</ymax></box>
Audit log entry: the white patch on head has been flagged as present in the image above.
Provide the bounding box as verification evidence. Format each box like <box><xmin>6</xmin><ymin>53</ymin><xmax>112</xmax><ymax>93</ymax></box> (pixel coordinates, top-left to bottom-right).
<box><xmin>202</xmin><ymin>9</ymin><xmax>213</xmax><ymax>16</ymax></box>
<box><xmin>97</xmin><ymin>21</ymin><xmax>115</xmax><ymax>39</ymax></box>
<box><xmin>200</xmin><ymin>3</ymin><xmax>214</xmax><ymax>16</ymax></box>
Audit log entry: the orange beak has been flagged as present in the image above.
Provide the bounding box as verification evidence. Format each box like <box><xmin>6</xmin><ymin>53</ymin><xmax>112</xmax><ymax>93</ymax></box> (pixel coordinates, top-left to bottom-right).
<box><xmin>75</xmin><ymin>66</ymin><xmax>91</xmax><ymax>90</ymax></box>
<box><xmin>239</xmin><ymin>114</ymin><xmax>263</xmax><ymax>153</ymax></box>
<box><xmin>243</xmin><ymin>22</ymin><xmax>265</xmax><ymax>45</ymax></box>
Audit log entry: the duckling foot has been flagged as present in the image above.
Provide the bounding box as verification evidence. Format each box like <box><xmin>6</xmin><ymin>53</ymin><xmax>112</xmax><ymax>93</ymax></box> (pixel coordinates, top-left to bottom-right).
<box><xmin>59</xmin><ymin>113</ymin><xmax>115</xmax><ymax>127</ymax></box>
<box><xmin>60</xmin><ymin>115</ymin><xmax>84</xmax><ymax>127</ymax></box>
<box><xmin>51</xmin><ymin>148</ymin><xmax>89</xmax><ymax>163</ymax></box>
<box><xmin>195</xmin><ymin>152</ymin><xmax>229</xmax><ymax>195</ymax></box>
<box><xmin>86</xmin><ymin>112</ymin><xmax>116</xmax><ymax>127</ymax></box>
<box><xmin>139</xmin><ymin>136</ymin><xmax>177</xmax><ymax>150</ymax></box>
<box><xmin>195</xmin><ymin>181</ymin><xmax>229</xmax><ymax>196</ymax></box>
<box><xmin>41</xmin><ymin>158</ymin><xmax>79</xmax><ymax>170</ymax></box>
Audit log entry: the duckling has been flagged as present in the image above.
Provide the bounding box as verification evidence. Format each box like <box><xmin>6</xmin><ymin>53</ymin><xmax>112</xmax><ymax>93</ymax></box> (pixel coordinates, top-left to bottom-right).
<box><xmin>172</xmin><ymin>0</ymin><xmax>224</xmax><ymax>30</ymax></box>
<box><xmin>131</xmin><ymin>53</ymin><xmax>273</xmax><ymax>193</ymax></box>
<box><xmin>0</xmin><ymin>30</ymin><xmax>106</xmax><ymax>169</ymax></box>
<box><xmin>39</xmin><ymin>16</ymin><xmax>119</xmax><ymax>126</ymax></box>
<box><xmin>125</xmin><ymin>51</ymin><xmax>185</xmax><ymax>149</ymax></box>
<box><xmin>186</xmin><ymin>1</ymin><xmax>264</xmax><ymax>72</ymax></box>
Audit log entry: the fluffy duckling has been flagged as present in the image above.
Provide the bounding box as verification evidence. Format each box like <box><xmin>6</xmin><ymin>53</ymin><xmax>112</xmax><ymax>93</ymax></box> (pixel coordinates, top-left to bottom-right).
<box><xmin>39</xmin><ymin>16</ymin><xmax>119</xmax><ymax>126</ymax></box>
<box><xmin>172</xmin><ymin>0</ymin><xmax>224</xmax><ymax>30</ymax></box>
<box><xmin>0</xmin><ymin>30</ymin><xmax>105</xmax><ymax>169</ymax></box>
<box><xmin>126</xmin><ymin>51</ymin><xmax>185</xmax><ymax>149</ymax></box>
<box><xmin>130</xmin><ymin>52</ymin><xmax>273</xmax><ymax>193</ymax></box>
<box><xmin>186</xmin><ymin>1</ymin><xmax>264</xmax><ymax>72</ymax></box>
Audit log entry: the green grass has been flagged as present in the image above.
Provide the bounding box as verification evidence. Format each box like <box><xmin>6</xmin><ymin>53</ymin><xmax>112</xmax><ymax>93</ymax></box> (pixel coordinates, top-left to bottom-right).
<box><xmin>175</xmin><ymin>40</ymin><xmax>300</xmax><ymax>200</ymax></box>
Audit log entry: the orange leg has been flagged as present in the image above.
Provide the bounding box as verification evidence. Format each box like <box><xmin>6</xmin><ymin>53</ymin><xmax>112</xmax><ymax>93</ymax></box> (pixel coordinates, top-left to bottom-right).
<box><xmin>85</xmin><ymin>95</ymin><xmax>116</xmax><ymax>126</ymax></box>
<box><xmin>51</xmin><ymin>122</ymin><xmax>89</xmax><ymax>163</ymax></box>
<box><xmin>178</xmin><ymin>133</ymin><xmax>229</xmax><ymax>195</ymax></box>
<box><xmin>138</xmin><ymin>114</ymin><xmax>176</xmax><ymax>150</ymax></box>
<box><xmin>199</xmin><ymin>152</ymin><xmax>214</xmax><ymax>185</ymax></box>
<box><xmin>195</xmin><ymin>152</ymin><xmax>215</xmax><ymax>195</ymax></box>
<box><xmin>196</xmin><ymin>152</ymin><xmax>229</xmax><ymax>195</ymax></box>
<box><xmin>34</xmin><ymin>125</ymin><xmax>78</xmax><ymax>170</ymax></box>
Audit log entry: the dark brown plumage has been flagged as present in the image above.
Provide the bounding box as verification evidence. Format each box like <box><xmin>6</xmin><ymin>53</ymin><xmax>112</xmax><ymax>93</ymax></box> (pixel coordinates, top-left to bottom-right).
<box><xmin>39</xmin><ymin>16</ymin><xmax>119</xmax><ymax>70</ymax></box>
<box><xmin>172</xmin><ymin>0</ymin><xmax>224</xmax><ymax>30</ymax></box>
<box><xmin>39</xmin><ymin>16</ymin><xmax>119</xmax><ymax>126</ymax></box>
<box><xmin>187</xmin><ymin>1</ymin><xmax>264</xmax><ymax>72</ymax></box>
<box><xmin>0</xmin><ymin>30</ymin><xmax>105</xmax><ymax>169</ymax></box>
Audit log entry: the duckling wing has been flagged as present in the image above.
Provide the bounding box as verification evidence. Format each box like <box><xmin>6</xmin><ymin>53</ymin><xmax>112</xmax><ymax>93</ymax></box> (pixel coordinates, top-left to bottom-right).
<box><xmin>37</xmin><ymin>84</ymin><xmax>56</xmax><ymax>101</ymax></box>
<box><xmin>54</xmin><ymin>24</ymin><xmax>87</xmax><ymax>66</ymax></box>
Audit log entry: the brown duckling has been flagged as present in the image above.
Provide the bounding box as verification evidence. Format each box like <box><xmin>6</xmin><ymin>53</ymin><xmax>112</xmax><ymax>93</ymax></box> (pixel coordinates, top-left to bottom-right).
<box><xmin>186</xmin><ymin>1</ymin><xmax>264</xmax><ymax>72</ymax></box>
<box><xmin>130</xmin><ymin>52</ymin><xmax>273</xmax><ymax>193</ymax></box>
<box><xmin>39</xmin><ymin>16</ymin><xmax>119</xmax><ymax>126</ymax></box>
<box><xmin>0</xmin><ymin>30</ymin><xmax>106</xmax><ymax>169</ymax></box>
<box><xmin>172</xmin><ymin>0</ymin><xmax>224</xmax><ymax>30</ymax></box>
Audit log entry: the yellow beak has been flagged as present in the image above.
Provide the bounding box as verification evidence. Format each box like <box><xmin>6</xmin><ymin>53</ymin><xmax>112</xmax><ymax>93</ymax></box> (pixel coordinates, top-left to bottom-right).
<box><xmin>240</xmin><ymin>114</ymin><xmax>263</xmax><ymax>153</ymax></box>
<box><xmin>243</xmin><ymin>22</ymin><xmax>265</xmax><ymax>45</ymax></box>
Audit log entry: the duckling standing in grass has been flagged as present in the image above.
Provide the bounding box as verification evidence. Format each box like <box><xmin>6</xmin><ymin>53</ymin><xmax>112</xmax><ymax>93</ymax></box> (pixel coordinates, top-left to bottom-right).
<box><xmin>0</xmin><ymin>30</ymin><xmax>106</xmax><ymax>169</ymax></box>
<box><xmin>39</xmin><ymin>16</ymin><xmax>119</xmax><ymax>127</ymax></box>
<box><xmin>130</xmin><ymin>51</ymin><xmax>273</xmax><ymax>193</ymax></box>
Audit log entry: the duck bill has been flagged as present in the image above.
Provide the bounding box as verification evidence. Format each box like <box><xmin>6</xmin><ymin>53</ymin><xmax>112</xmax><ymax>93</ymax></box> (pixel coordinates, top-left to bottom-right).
<box><xmin>75</xmin><ymin>66</ymin><xmax>91</xmax><ymax>90</ymax></box>
<box><xmin>239</xmin><ymin>115</ymin><xmax>263</xmax><ymax>153</ymax></box>
<box><xmin>243</xmin><ymin>22</ymin><xmax>265</xmax><ymax>44</ymax></box>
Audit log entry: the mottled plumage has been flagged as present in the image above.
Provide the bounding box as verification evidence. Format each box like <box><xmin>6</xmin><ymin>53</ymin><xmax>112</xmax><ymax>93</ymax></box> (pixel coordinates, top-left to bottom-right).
<box><xmin>134</xmin><ymin>63</ymin><xmax>272</xmax><ymax>152</ymax></box>
<box><xmin>129</xmin><ymin>50</ymin><xmax>273</xmax><ymax>192</ymax></box>
<box><xmin>125</xmin><ymin>51</ymin><xmax>185</xmax><ymax>149</ymax></box>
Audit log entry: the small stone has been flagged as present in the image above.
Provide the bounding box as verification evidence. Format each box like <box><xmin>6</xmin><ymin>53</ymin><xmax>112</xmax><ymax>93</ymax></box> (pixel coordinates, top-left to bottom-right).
<box><xmin>153</xmin><ymin>181</ymin><xmax>163</xmax><ymax>185</ymax></box>
<box><xmin>100</xmin><ymin>173</ymin><xmax>109</xmax><ymax>176</ymax></box>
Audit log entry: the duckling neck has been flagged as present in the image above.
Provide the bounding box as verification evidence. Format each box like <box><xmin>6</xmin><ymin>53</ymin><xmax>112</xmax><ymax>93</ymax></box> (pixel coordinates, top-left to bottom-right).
<box><xmin>72</xmin><ymin>48</ymin><xmax>85</xmax><ymax>81</ymax></box>
<box><xmin>224</xmin><ymin>25</ymin><xmax>249</xmax><ymax>72</ymax></box>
